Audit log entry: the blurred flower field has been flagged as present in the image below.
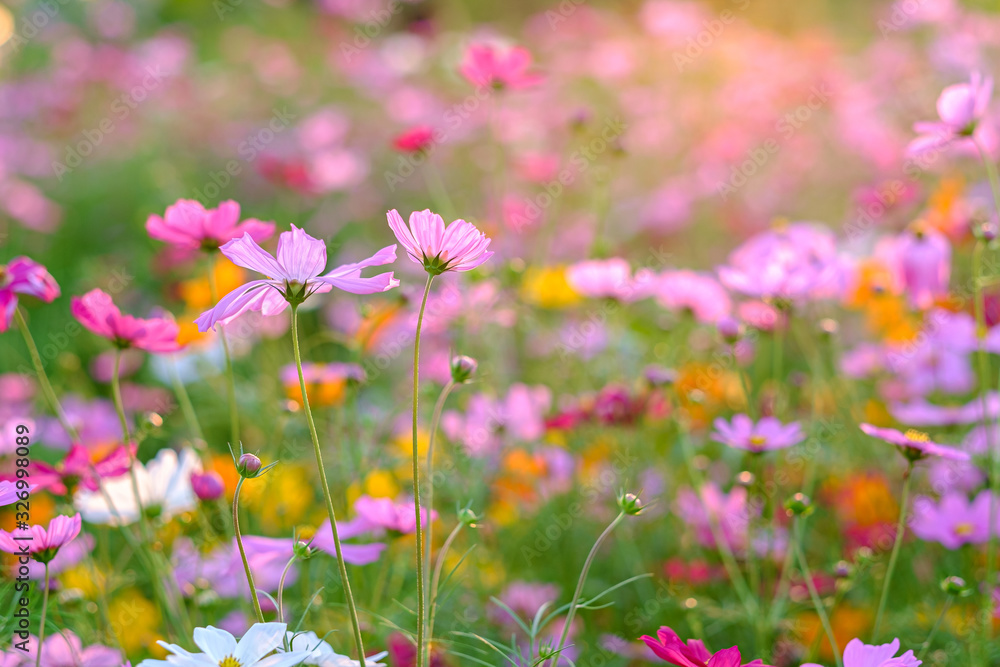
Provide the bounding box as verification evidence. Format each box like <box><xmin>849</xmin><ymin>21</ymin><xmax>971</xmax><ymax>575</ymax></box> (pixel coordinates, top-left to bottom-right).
<box><xmin>2</xmin><ymin>0</ymin><xmax>1000</xmax><ymax>665</ymax></box>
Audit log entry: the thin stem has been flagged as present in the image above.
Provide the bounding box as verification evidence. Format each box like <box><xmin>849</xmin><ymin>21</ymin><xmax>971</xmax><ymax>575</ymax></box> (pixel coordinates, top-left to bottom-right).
<box><xmin>36</xmin><ymin>563</ymin><xmax>50</xmax><ymax>667</ymax></box>
<box><xmin>744</xmin><ymin>454</ymin><xmax>767</xmax><ymax>654</ymax></box>
<box><xmin>290</xmin><ymin>306</ymin><xmax>366</xmax><ymax>665</ymax></box>
<box><xmin>233</xmin><ymin>478</ymin><xmax>264</xmax><ymax>623</ymax></box>
<box><xmin>974</xmin><ymin>136</ymin><xmax>1000</xmax><ymax>650</ymax></box>
<box><xmin>277</xmin><ymin>554</ymin><xmax>298</xmax><ymax>625</ymax></box>
<box><xmin>917</xmin><ymin>594</ymin><xmax>952</xmax><ymax>661</ymax></box>
<box><xmin>793</xmin><ymin>520</ymin><xmax>842</xmax><ymax>667</ymax></box>
<box><xmin>208</xmin><ymin>267</ymin><xmax>240</xmax><ymax>449</ymax></box>
<box><xmin>546</xmin><ymin>512</ymin><xmax>625</xmax><ymax>667</ymax></box>
<box><xmin>14</xmin><ymin>309</ymin><xmax>80</xmax><ymax>442</ymax></box>
<box><xmin>412</xmin><ymin>274</ymin><xmax>434</xmax><ymax>667</ymax></box>
<box><xmin>171</xmin><ymin>356</ymin><xmax>205</xmax><ymax>444</ymax></box>
<box><xmin>421</xmin><ymin>378</ymin><xmax>455</xmax><ymax>667</ymax></box>
<box><xmin>872</xmin><ymin>463</ymin><xmax>913</xmax><ymax>642</ymax></box>
<box><xmin>426</xmin><ymin>521</ymin><xmax>464</xmax><ymax>660</ymax></box>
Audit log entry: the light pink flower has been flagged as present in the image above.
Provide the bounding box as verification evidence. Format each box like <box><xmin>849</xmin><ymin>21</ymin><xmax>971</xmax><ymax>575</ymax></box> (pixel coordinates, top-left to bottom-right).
<box><xmin>196</xmin><ymin>225</ymin><xmax>398</xmax><ymax>331</ymax></box>
<box><xmin>895</xmin><ymin>225</ymin><xmax>951</xmax><ymax>309</ymax></box>
<box><xmin>146</xmin><ymin>199</ymin><xmax>275</xmax><ymax>251</ymax></box>
<box><xmin>566</xmin><ymin>258</ymin><xmax>635</xmax><ymax>300</ymax></box>
<box><xmin>650</xmin><ymin>271</ymin><xmax>731</xmax><ymax>323</ymax></box>
<box><xmin>72</xmin><ymin>289</ymin><xmax>181</xmax><ymax>353</ymax></box>
<box><xmin>0</xmin><ymin>257</ymin><xmax>60</xmax><ymax>332</ymax></box>
<box><xmin>911</xmin><ymin>490</ymin><xmax>996</xmax><ymax>549</ymax></box>
<box><xmin>0</xmin><ymin>513</ymin><xmax>82</xmax><ymax>563</ymax></box>
<box><xmin>15</xmin><ymin>630</ymin><xmax>124</xmax><ymax>667</ymax></box>
<box><xmin>458</xmin><ymin>43</ymin><xmax>542</xmax><ymax>90</ymax></box>
<box><xmin>387</xmin><ymin>209</ymin><xmax>493</xmax><ymax>275</ymax></box>
<box><xmin>908</xmin><ymin>72</ymin><xmax>992</xmax><ymax>156</ymax></box>
<box><xmin>352</xmin><ymin>495</ymin><xmax>437</xmax><ymax>535</ymax></box>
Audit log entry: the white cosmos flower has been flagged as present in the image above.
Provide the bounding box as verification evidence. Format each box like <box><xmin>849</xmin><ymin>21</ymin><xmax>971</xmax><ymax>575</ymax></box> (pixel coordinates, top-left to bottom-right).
<box><xmin>286</xmin><ymin>632</ymin><xmax>388</xmax><ymax>667</ymax></box>
<box><xmin>138</xmin><ymin>623</ymin><xmax>309</xmax><ymax>667</ymax></box>
<box><xmin>74</xmin><ymin>448</ymin><xmax>200</xmax><ymax>526</ymax></box>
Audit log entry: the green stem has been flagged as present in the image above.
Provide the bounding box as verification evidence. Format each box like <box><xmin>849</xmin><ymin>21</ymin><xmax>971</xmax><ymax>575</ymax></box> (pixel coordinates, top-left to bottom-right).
<box><xmin>233</xmin><ymin>478</ymin><xmax>264</xmax><ymax>623</ymax></box>
<box><xmin>412</xmin><ymin>274</ymin><xmax>434</xmax><ymax>667</ymax></box>
<box><xmin>426</xmin><ymin>521</ymin><xmax>464</xmax><ymax>660</ymax></box>
<box><xmin>36</xmin><ymin>563</ymin><xmax>50</xmax><ymax>667</ymax></box>
<box><xmin>974</xmin><ymin>137</ymin><xmax>1000</xmax><ymax>651</ymax></box>
<box><xmin>13</xmin><ymin>309</ymin><xmax>79</xmax><ymax>442</ymax></box>
<box><xmin>547</xmin><ymin>512</ymin><xmax>625</xmax><ymax>667</ymax></box>
<box><xmin>208</xmin><ymin>268</ymin><xmax>240</xmax><ymax>448</ymax></box>
<box><xmin>917</xmin><ymin>594</ymin><xmax>952</xmax><ymax>661</ymax></box>
<box><xmin>421</xmin><ymin>378</ymin><xmax>455</xmax><ymax>667</ymax></box>
<box><xmin>793</xmin><ymin>520</ymin><xmax>842</xmax><ymax>667</ymax></box>
<box><xmin>276</xmin><ymin>553</ymin><xmax>298</xmax><ymax>625</ymax></box>
<box><xmin>291</xmin><ymin>306</ymin><xmax>366</xmax><ymax>665</ymax></box>
<box><xmin>872</xmin><ymin>463</ymin><xmax>913</xmax><ymax>642</ymax></box>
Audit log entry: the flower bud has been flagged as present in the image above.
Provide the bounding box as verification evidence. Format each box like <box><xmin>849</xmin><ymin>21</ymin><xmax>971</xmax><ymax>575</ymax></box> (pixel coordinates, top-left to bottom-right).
<box><xmin>293</xmin><ymin>540</ymin><xmax>316</xmax><ymax>560</ymax></box>
<box><xmin>457</xmin><ymin>507</ymin><xmax>480</xmax><ymax>526</ymax></box>
<box><xmin>237</xmin><ymin>453</ymin><xmax>263</xmax><ymax>479</ymax></box>
<box><xmin>941</xmin><ymin>575</ymin><xmax>970</xmax><ymax>596</ymax></box>
<box><xmin>450</xmin><ymin>355</ymin><xmax>478</xmax><ymax>384</ymax></box>
<box><xmin>618</xmin><ymin>491</ymin><xmax>644</xmax><ymax>516</ymax></box>
<box><xmin>784</xmin><ymin>493</ymin><xmax>814</xmax><ymax>517</ymax></box>
<box><xmin>834</xmin><ymin>560</ymin><xmax>852</xmax><ymax>578</ymax></box>
<box><xmin>190</xmin><ymin>471</ymin><xmax>225</xmax><ymax>501</ymax></box>
<box><xmin>717</xmin><ymin>316</ymin><xmax>743</xmax><ymax>344</ymax></box>
<box><xmin>643</xmin><ymin>364</ymin><xmax>676</xmax><ymax>387</ymax></box>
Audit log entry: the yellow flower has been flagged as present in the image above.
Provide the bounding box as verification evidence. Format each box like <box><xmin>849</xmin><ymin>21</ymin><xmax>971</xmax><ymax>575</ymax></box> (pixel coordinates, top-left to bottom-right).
<box><xmin>179</xmin><ymin>258</ymin><xmax>246</xmax><ymax>311</ymax></box>
<box><xmin>521</xmin><ymin>266</ymin><xmax>581</xmax><ymax>308</ymax></box>
<box><xmin>347</xmin><ymin>470</ymin><xmax>400</xmax><ymax>507</ymax></box>
<box><xmin>242</xmin><ymin>465</ymin><xmax>314</xmax><ymax>530</ymax></box>
<box><xmin>59</xmin><ymin>564</ymin><xmax>104</xmax><ymax>599</ymax></box>
<box><xmin>108</xmin><ymin>589</ymin><xmax>162</xmax><ymax>654</ymax></box>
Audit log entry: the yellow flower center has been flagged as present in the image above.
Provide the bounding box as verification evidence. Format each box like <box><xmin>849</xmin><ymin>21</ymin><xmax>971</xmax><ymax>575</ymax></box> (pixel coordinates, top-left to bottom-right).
<box><xmin>904</xmin><ymin>429</ymin><xmax>929</xmax><ymax>443</ymax></box>
<box><xmin>749</xmin><ymin>435</ymin><xmax>767</xmax><ymax>448</ymax></box>
<box><xmin>954</xmin><ymin>522</ymin><xmax>975</xmax><ymax>536</ymax></box>
<box><xmin>219</xmin><ymin>657</ymin><xmax>241</xmax><ymax>667</ymax></box>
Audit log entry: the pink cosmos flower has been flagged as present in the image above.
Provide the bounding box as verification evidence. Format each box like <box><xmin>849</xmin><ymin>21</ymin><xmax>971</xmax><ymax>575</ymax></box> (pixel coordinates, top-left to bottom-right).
<box><xmin>711</xmin><ymin>415</ymin><xmax>804</xmax><ymax>453</ymax></box>
<box><xmin>31</xmin><ymin>443</ymin><xmax>134</xmax><ymax>495</ymax></box>
<box><xmin>802</xmin><ymin>637</ymin><xmax>920</xmax><ymax>667</ymax></box>
<box><xmin>72</xmin><ymin>289</ymin><xmax>181</xmax><ymax>353</ymax></box>
<box><xmin>859</xmin><ymin>423</ymin><xmax>970</xmax><ymax>462</ymax></box>
<box><xmin>196</xmin><ymin>225</ymin><xmax>398</xmax><ymax>331</ymax></box>
<box><xmin>458</xmin><ymin>43</ymin><xmax>542</xmax><ymax>90</ymax></box>
<box><xmin>566</xmin><ymin>258</ymin><xmax>635</xmax><ymax>300</ymax></box>
<box><xmin>649</xmin><ymin>271</ymin><xmax>732</xmax><ymax>323</ymax></box>
<box><xmin>13</xmin><ymin>630</ymin><xmax>124</xmax><ymax>667</ymax></box>
<box><xmin>0</xmin><ymin>513</ymin><xmax>82</xmax><ymax>563</ymax></box>
<box><xmin>0</xmin><ymin>480</ymin><xmax>24</xmax><ymax>506</ymax></box>
<box><xmin>911</xmin><ymin>490</ymin><xmax>996</xmax><ymax>549</ymax></box>
<box><xmin>895</xmin><ymin>225</ymin><xmax>951</xmax><ymax>309</ymax></box>
<box><xmin>641</xmin><ymin>626</ymin><xmax>772</xmax><ymax>667</ymax></box>
<box><xmin>311</xmin><ymin>517</ymin><xmax>388</xmax><ymax>564</ymax></box>
<box><xmin>387</xmin><ymin>209</ymin><xmax>493</xmax><ymax>275</ymax></box>
<box><xmin>392</xmin><ymin>126</ymin><xmax>436</xmax><ymax>153</ymax></box>
<box><xmin>908</xmin><ymin>72</ymin><xmax>992</xmax><ymax>156</ymax></box>
<box><xmin>0</xmin><ymin>256</ymin><xmax>60</xmax><ymax>332</ymax></box>
<box><xmin>351</xmin><ymin>495</ymin><xmax>437</xmax><ymax>535</ymax></box>
<box><xmin>146</xmin><ymin>199</ymin><xmax>275</xmax><ymax>251</ymax></box>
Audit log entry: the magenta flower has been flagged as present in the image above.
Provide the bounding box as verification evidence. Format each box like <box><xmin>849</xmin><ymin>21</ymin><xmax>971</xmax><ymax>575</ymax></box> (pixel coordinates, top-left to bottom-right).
<box><xmin>146</xmin><ymin>199</ymin><xmax>275</xmax><ymax>251</ymax></box>
<box><xmin>890</xmin><ymin>392</ymin><xmax>1000</xmax><ymax>427</ymax></box>
<box><xmin>311</xmin><ymin>517</ymin><xmax>388</xmax><ymax>564</ymax></box>
<box><xmin>392</xmin><ymin>126</ymin><xmax>436</xmax><ymax>153</ymax></box>
<box><xmin>0</xmin><ymin>513</ymin><xmax>82</xmax><ymax>563</ymax></box>
<box><xmin>859</xmin><ymin>423</ymin><xmax>970</xmax><ymax>462</ymax></box>
<box><xmin>352</xmin><ymin>495</ymin><xmax>437</xmax><ymax>535</ymax></box>
<box><xmin>32</xmin><ymin>443</ymin><xmax>133</xmax><ymax>496</ymax></box>
<box><xmin>567</xmin><ymin>258</ymin><xmax>635</xmax><ymax>300</ymax></box>
<box><xmin>911</xmin><ymin>490</ymin><xmax>996</xmax><ymax>549</ymax></box>
<box><xmin>386</xmin><ymin>209</ymin><xmax>493</xmax><ymax>276</ymax></box>
<box><xmin>458</xmin><ymin>43</ymin><xmax>542</xmax><ymax>90</ymax></box>
<box><xmin>711</xmin><ymin>415</ymin><xmax>804</xmax><ymax>453</ymax></box>
<box><xmin>190</xmin><ymin>470</ymin><xmax>226</xmax><ymax>501</ymax></box>
<box><xmin>908</xmin><ymin>72</ymin><xmax>992</xmax><ymax>156</ymax></box>
<box><xmin>648</xmin><ymin>271</ymin><xmax>732</xmax><ymax>324</ymax></box>
<box><xmin>72</xmin><ymin>289</ymin><xmax>181</xmax><ymax>353</ymax></box>
<box><xmin>196</xmin><ymin>225</ymin><xmax>399</xmax><ymax>331</ymax></box>
<box><xmin>802</xmin><ymin>637</ymin><xmax>920</xmax><ymax>667</ymax></box>
<box><xmin>895</xmin><ymin>225</ymin><xmax>951</xmax><ymax>309</ymax></box>
<box><xmin>0</xmin><ymin>256</ymin><xmax>60</xmax><ymax>332</ymax></box>
<box><xmin>641</xmin><ymin>626</ymin><xmax>772</xmax><ymax>667</ymax></box>
<box><xmin>15</xmin><ymin>631</ymin><xmax>124</xmax><ymax>667</ymax></box>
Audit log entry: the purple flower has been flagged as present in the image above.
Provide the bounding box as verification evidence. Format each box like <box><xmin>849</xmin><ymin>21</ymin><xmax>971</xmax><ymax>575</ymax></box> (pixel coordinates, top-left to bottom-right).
<box><xmin>908</xmin><ymin>71</ymin><xmax>992</xmax><ymax>156</ymax></box>
<box><xmin>0</xmin><ymin>481</ymin><xmax>22</xmax><ymax>507</ymax></box>
<box><xmin>889</xmin><ymin>392</ymin><xmax>1000</xmax><ymax>427</ymax></box>
<box><xmin>387</xmin><ymin>208</ymin><xmax>493</xmax><ymax>275</ymax></box>
<box><xmin>493</xmin><ymin>581</ymin><xmax>560</xmax><ymax>627</ymax></box>
<box><xmin>717</xmin><ymin>223</ymin><xmax>844</xmax><ymax>302</ymax></box>
<box><xmin>928</xmin><ymin>423</ymin><xmax>999</xmax><ymax>493</ymax></box>
<box><xmin>895</xmin><ymin>225</ymin><xmax>951</xmax><ymax>309</ymax></box>
<box><xmin>0</xmin><ymin>256</ymin><xmax>60</xmax><ymax>333</ymax></box>
<box><xmin>146</xmin><ymin>199</ymin><xmax>275</xmax><ymax>251</ymax></box>
<box><xmin>311</xmin><ymin>516</ymin><xmax>388</xmax><ymax>563</ymax></box>
<box><xmin>803</xmin><ymin>637</ymin><xmax>920</xmax><ymax>667</ymax></box>
<box><xmin>566</xmin><ymin>258</ymin><xmax>635</xmax><ymax>300</ymax></box>
<box><xmin>0</xmin><ymin>513</ymin><xmax>82</xmax><ymax>563</ymax></box>
<box><xmin>349</xmin><ymin>495</ymin><xmax>437</xmax><ymax>535</ymax></box>
<box><xmin>13</xmin><ymin>631</ymin><xmax>125</xmax><ymax>667</ymax></box>
<box><xmin>646</xmin><ymin>270</ymin><xmax>732</xmax><ymax>324</ymax></box>
<box><xmin>859</xmin><ymin>423</ymin><xmax>970</xmax><ymax>462</ymax></box>
<box><xmin>911</xmin><ymin>490</ymin><xmax>997</xmax><ymax>549</ymax></box>
<box><xmin>196</xmin><ymin>225</ymin><xmax>398</xmax><ymax>331</ymax></box>
<box><xmin>711</xmin><ymin>415</ymin><xmax>804</xmax><ymax>453</ymax></box>
<box><xmin>442</xmin><ymin>384</ymin><xmax>552</xmax><ymax>457</ymax></box>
